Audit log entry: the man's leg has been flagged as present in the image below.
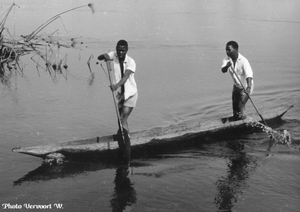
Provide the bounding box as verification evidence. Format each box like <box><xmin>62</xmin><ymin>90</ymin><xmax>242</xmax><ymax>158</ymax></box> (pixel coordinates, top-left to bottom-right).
<box><xmin>232</xmin><ymin>86</ymin><xmax>240</xmax><ymax>119</ymax></box>
<box><xmin>117</xmin><ymin>105</ymin><xmax>133</xmax><ymax>164</ymax></box>
<box><xmin>232</xmin><ymin>86</ymin><xmax>248</xmax><ymax>120</ymax></box>
<box><xmin>239</xmin><ymin>92</ymin><xmax>249</xmax><ymax>118</ymax></box>
<box><xmin>119</xmin><ymin>106</ymin><xmax>133</xmax><ymax>133</ymax></box>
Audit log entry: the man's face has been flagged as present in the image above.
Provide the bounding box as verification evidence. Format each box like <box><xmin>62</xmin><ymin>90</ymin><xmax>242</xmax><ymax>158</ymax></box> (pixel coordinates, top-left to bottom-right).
<box><xmin>226</xmin><ymin>45</ymin><xmax>238</xmax><ymax>59</ymax></box>
<box><xmin>116</xmin><ymin>45</ymin><xmax>128</xmax><ymax>60</ymax></box>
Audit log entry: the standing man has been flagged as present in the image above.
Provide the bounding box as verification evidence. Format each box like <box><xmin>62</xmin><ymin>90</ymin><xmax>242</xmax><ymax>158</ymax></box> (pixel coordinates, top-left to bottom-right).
<box><xmin>98</xmin><ymin>40</ymin><xmax>137</xmax><ymax>163</ymax></box>
<box><xmin>221</xmin><ymin>41</ymin><xmax>253</xmax><ymax>121</ymax></box>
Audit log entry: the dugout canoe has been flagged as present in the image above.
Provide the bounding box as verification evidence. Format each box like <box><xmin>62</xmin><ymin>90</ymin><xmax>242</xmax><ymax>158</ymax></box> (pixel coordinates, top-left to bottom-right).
<box><xmin>12</xmin><ymin>105</ymin><xmax>293</xmax><ymax>160</ymax></box>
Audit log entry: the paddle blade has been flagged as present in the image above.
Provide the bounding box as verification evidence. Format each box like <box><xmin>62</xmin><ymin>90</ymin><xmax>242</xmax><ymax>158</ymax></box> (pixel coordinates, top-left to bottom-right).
<box><xmin>116</xmin><ymin>128</ymin><xmax>131</xmax><ymax>165</ymax></box>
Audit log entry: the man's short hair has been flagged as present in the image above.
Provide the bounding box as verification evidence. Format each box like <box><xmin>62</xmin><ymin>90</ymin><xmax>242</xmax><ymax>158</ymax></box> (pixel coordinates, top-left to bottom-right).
<box><xmin>117</xmin><ymin>40</ymin><xmax>128</xmax><ymax>48</ymax></box>
<box><xmin>226</xmin><ymin>41</ymin><xmax>239</xmax><ymax>50</ymax></box>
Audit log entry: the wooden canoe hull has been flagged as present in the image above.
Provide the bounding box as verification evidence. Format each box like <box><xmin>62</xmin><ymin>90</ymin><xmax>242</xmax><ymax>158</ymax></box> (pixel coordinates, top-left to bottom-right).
<box><xmin>12</xmin><ymin>105</ymin><xmax>293</xmax><ymax>160</ymax></box>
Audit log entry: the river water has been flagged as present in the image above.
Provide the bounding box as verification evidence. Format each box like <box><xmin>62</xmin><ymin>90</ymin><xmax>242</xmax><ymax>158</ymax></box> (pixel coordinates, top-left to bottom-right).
<box><xmin>1</xmin><ymin>0</ymin><xmax>300</xmax><ymax>211</ymax></box>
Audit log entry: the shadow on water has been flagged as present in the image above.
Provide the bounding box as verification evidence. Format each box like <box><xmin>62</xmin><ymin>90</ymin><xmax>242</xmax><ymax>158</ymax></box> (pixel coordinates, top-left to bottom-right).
<box><xmin>0</xmin><ymin>72</ymin><xmax>16</xmax><ymax>88</ymax></box>
<box><xmin>211</xmin><ymin>121</ymin><xmax>299</xmax><ymax>211</ymax></box>
<box><xmin>110</xmin><ymin>167</ymin><xmax>137</xmax><ymax>212</ymax></box>
<box><xmin>214</xmin><ymin>140</ymin><xmax>258</xmax><ymax>212</ymax></box>
<box><xmin>14</xmin><ymin>163</ymin><xmax>139</xmax><ymax>211</ymax></box>
<box><xmin>13</xmin><ymin>160</ymin><xmax>152</xmax><ymax>187</ymax></box>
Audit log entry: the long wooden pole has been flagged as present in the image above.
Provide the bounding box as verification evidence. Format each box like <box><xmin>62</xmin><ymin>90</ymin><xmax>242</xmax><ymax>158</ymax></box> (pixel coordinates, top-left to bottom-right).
<box><xmin>106</xmin><ymin>61</ymin><xmax>126</xmax><ymax>144</ymax></box>
<box><xmin>231</xmin><ymin>69</ymin><xmax>268</xmax><ymax>126</ymax></box>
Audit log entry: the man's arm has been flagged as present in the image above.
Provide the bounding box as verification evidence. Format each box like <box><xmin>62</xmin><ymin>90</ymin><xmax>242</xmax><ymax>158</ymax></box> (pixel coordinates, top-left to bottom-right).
<box><xmin>110</xmin><ymin>69</ymin><xmax>134</xmax><ymax>92</ymax></box>
<box><xmin>245</xmin><ymin>77</ymin><xmax>252</xmax><ymax>95</ymax></box>
<box><xmin>222</xmin><ymin>61</ymin><xmax>231</xmax><ymax>73</ymax></box>
<box><xmin>98</xmin><ymin>53</ymin><xmax>110</xmax><ymax>61</ymax></box>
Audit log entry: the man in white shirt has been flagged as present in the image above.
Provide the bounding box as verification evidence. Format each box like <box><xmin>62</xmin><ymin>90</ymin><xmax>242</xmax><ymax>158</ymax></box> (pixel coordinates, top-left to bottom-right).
<box><xmin>221</xmin><ymin>41</ymin><xmax>253</xmax><ymax>120</ymax></box>
<box><xmin>98</xmin><ymin>40</ymin><xmax>137</xmax><ymax>163</ymax></box>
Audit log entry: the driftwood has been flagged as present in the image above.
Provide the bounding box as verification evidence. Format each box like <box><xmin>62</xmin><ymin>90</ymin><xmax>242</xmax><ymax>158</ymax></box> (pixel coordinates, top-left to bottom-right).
<box><xmin>0</xmin><ymin>3</ymin><xmax>94</xmax><ymax>79</ymax></box>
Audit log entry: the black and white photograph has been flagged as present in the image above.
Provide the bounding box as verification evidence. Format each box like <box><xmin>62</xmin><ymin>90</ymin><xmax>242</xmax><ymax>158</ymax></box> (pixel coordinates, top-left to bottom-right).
<box><xmin>1</xmin><ymin>0</ymin><xmax>299</xmax><ymax>211</ymax></box>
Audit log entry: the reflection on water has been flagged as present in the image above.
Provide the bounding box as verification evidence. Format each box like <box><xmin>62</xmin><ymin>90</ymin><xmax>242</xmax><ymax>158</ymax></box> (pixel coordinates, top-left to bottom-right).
<box><xmin>12</xmin><ymin>159</ymin><xmax>150</xmax><ymax>186</ymax></box>
<box><xmin>13</xmin><ymin>162</ymin><xmax>138</xmax><ymax>211</ymax></box>
<box><xmin>13</xmin><ymin>161</ymin><xmax>140</xmax><ymax>211</ymax></box>
<box><xmin>0</xmin><ymin>72</ymin><xmax>16</xmax><ymax>88</ymax></box>
<box><xmin>13</xmin><ymin>162</ymin><xmax>113</xmax><ymax>186</ymax></box>
<box><xmin>10</xmin><ymin>128</ymin><xmax>299</xmax><ymax>211</ymax></box>
<box><xmin>111</xmin><ymin>167</ymin><xmax>137</xmax><ymax>212</ymax></box>
<box><xmin>214</xmin><ymin>141</ymin><xmax>258</xmax><ymax>212</ymax></box>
